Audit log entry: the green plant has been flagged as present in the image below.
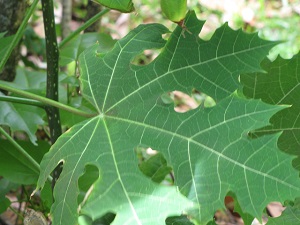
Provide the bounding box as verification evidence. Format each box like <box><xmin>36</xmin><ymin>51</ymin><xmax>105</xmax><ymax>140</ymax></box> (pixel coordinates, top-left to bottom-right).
<box><xmin>1</xmin><ymin>1</ymin><xmax>300</xmax><ymax>225</ymax></box>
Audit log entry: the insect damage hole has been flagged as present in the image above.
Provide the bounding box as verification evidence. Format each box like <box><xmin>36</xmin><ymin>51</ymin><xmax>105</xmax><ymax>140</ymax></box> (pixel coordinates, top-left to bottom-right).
<box><xmin>161</xmin><ymin>89</ymin><xmax>216</xmax><ymax>113</ymax></box>
<box><xmin>77</xmin><ymin>164</ymin><xmax>99</xmax><ymax>207</ymax></box>
<box><xmin>135</xmin><ymin>146</ymin><xmax>174</xmax><ymax>184</ymax></box>
<box><xmin>130</xmin><ymin>49</ymin><xmax>160</xmax><ymax>66</ymax></box>
<box><xmin>77</xmin><ymin>165</ymin><xmax>116</xmax><ymax>224</ymax></box>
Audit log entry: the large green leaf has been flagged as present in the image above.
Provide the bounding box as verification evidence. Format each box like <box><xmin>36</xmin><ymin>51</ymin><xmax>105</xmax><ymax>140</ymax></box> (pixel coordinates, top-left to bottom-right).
<box><xmin>37</xmin><ymin>12</ymin><xmax>299</xmax><ymax>225</ymax></box>
<box><xmin>241</xmin><ymin>54</ymin><xmax>300</xmax><ymax>162</ymax></box>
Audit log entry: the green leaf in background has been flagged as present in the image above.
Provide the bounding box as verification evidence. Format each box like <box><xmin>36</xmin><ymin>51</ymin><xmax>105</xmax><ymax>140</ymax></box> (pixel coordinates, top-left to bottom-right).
<box><xmin>93</xmin><ymin>0</ymin><xmax>134</xmax><ymax>13</ymax></box>
<box><xmin>0</xmin><ymin>92</ymin><xmax>45</xmax><ymax>144</ymax></box>
<box><xmin>12</xmin><ymin>68</ymin><xmax>47</xmax><ymax>90</ymax></box>
<box><xmin>0</xmin><ymin>67</ymin><xmax>88</xmax><ymax>131</ymax></box>
<box><xmin>60</xmin><ymin>33</ymin><xmax>116</xmax><ymax>66</ymax></box>
<box><xmin>23</xmin><ymin>26</ymin><xmax>46</xmax><ymax>57</ymax></box>
<box><xmin>0</xmin><ymin>67</ymin><xmax>68</xmax><ymax>103</ymax></box>
<box><xmin>266</xmin><ymin>198</ymin><xmax>300</xmax><ymax>225</ymax></box>
<box><xmin>0</xmin><ymin>35</ymin><xmax>14</xmax><ymax>62</ymax></box>
<box><xmin>36</xmin><ymin>11</ymin><xmax>297</xmax><ymax>225</ymax></box>
<box><xmin>0</xmin><ymin>140</ymin><xmax>50</xmax><ymax>184</ymax></box>
<box><xmin>241</xmin><ymin>54</ymin><xmax>300</xmax><ymax>165</ymax></box>
<box><xmin>0</xmin><ymin>179</ymin><xmax>19</xmax><ymax>214</ymax></box>
<box><xmin>0</xmin><ymin>68</ymin><xmax>46</xmax><ymax>144</ymax></box>
<box><xmin>0</xmin><ymin>195</ymin><xmax>10</xmax><ymax>214</ymax></box>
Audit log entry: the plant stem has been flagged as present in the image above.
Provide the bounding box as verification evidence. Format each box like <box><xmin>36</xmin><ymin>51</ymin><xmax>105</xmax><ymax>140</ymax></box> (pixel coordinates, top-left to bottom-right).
<box><xmin>59</xmin><ymin>8</ymin><xmax>110</xmax><ymax>48</ymax></box>
<box><xmin>0</xmin><ymin>126</ymin><xmax>52</xmax><ymax>183</ymax></box>
<box><xmin>0</xmin><ymin>83</ymin><xmax>96</xmax><ymax>118</ymax></box>
<box><xmin>0</xmin><ymin>0</ymin><xmax>39</xmax><ymax>72</ymax></box>
<box><xmin>0</xmin><ymin>95</ymin><xmax>44</xmax><ymax>107</ymax></box>
<box><xmin>9</xmin><ymin>205</ymin><xmax>24</xmax><ymax>220</ymax></box>
<box><xmin>41</xmin><ymin>0</ymin><xmax>62</xmax><ymax>144</ymax></box>
<box><xmin>42</xmin><ymin>0</ymin><xmax>66</xmax><ymax>190</ymax></box>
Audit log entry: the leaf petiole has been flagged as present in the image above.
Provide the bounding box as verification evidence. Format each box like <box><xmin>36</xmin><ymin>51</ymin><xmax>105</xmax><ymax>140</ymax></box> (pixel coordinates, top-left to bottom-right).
<box><xmin>0</xmin><ymin>83</ymin><xmax>97</xmax><ymax>118</ymax></box>
<box><xmin>0</xmin><ymin>95</ymin><xmax>44</xmax><ymax>107</ymax></box>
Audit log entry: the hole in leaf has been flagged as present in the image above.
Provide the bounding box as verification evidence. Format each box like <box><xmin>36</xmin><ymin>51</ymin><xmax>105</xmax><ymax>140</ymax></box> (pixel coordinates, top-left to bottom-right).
<box><xmin>224</xmin><ymin>196</ymin><xmax>239</xmax><ymax>217</ymax></box>
<box><xmin>131</xmin><ymin>49</ymin><xmax>160</xmax><ymax>66</ymax></box>
<box><xmin>77</xmin><ymin>164</ymin><xmax>99</xmax><ymax>206</ymax></box>
<box><xmin>266</xmin><ymin>202</ymin><xmax>285</xmax><ymax>218</ymax></box>
<box><xmin>213</xmin><ymin>195</ymin><xmax>243</xmax><ymax>225</ymax></box>
<box><xmin>77</xmin><ymin>166</ymin><xmax>117</xmax><ymax>225</ymax></box>
<box><xmin>218</xmin><ymin>193</ymin><xmax>257</xmax><ymax>225</ymax></box>
<box><xmin>161</xmin><ymin>89</ymin><xmax>216</xmax><ymax>113</ymax></box>
<box><xmin>135</xmin><ymin>146</ymin><xmax>173</xmax><ymax>184</ymax></box>
<box><xmin>78</xmin><ymin>213</ymin><xmax>116</xmax><ymax>225</ymax></box>
<box><xmin>192</xmin><ymin>89</ymin><xmax>216</xmax><ymax>108</ymax></box>
<box><xmin>162</xmin><ymin>32</ymin><xmax>172</xmax><ymax>40</ymax></box>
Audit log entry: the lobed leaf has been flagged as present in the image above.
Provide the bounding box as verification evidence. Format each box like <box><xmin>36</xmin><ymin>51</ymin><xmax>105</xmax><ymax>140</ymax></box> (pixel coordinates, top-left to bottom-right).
<box><xmin>37</xmin><ymin>11</ymin><xmax>298</xmax><ymax>225</ymax></box>
<box><xmin>241</xmin><ymin>54</ymin><xmax>300</xmax><ymax>164</ymax></box>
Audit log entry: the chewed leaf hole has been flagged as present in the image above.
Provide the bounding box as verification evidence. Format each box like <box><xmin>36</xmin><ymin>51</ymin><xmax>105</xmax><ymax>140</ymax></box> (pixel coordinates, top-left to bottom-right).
<box><xmin>130</xmin><ymin>49</ymin><xmax>160</xmax><ymax>66</ymax></box>
<box><xmin>161</xmin><ymin>89</ymin><xmax>216</xmax><ymax>113</ymax></box>
<box><xmin>135</xmin><ymin>146</ymin><xmax>173</xmax><ymax>184</ymax></box>
<box><xmin>77</xmin><ymin>164</ymin><xmax>99</xmax><ymax>206</ymax></box>
<box><xmin>78</xmin><ymin>213</ymin><xmax>116</xmax><ymax>225</ymax></box>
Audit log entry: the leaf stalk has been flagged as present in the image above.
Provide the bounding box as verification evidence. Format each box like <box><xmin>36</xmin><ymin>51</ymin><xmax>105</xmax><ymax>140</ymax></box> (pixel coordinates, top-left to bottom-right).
<box><xmin>0</xmin><ymin>83</ymin><xmax>96</xmax><ymax>118</ymax></box>
<box><xmin>0</xmin><ymin>95</ymin><xmax>44</xmax><ymax>107</ymax></box>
